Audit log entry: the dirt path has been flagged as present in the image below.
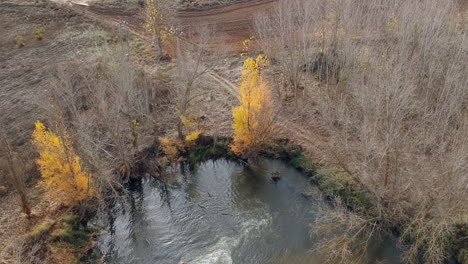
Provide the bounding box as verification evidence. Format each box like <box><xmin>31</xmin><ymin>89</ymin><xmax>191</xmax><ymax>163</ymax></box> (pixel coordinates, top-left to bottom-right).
<box><xmin>66</xmin><ymin>0</ymin><xmax>331</xmax><ymax>159</ymax></box>
<box><xmin>71</xmin><ymin>0</ymin><xmax>277</xmax><ymax>52</ymax></box>
<box><xmin>177</xmin><ymin>0</ymin><xmax>277</xmax><ymax>48</ymax></box>
<box><xmin>65</xmin><ymin>1</ymin><xmax>242</xmax><ymax>95</ymax></box>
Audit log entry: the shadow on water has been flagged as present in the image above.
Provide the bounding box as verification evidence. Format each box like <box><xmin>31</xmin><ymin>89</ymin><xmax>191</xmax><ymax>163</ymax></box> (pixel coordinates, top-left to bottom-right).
<box><xmin>95</xmin><ymin>159</ymin><xmax>401</xmax><ymax>264</ymax></box>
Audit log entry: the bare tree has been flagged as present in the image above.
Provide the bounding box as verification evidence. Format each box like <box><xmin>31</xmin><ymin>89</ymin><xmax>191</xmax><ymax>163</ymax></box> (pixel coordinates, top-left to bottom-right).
<box><xmin>0</xmin><ymin>130</ymin><xmax>31</xmax><ymax>217</ymax></box>
<box><xmin>172</xmin><ymin>26</ymin><xmax>221</xmax><ymax>139</ymax></box>
<box><xmin>313</xmin><ymin>198</ymin><xmax>380</xmax><ymax>264</ymax></box>
<box><xmin>38</xmin><ymin>36</ymin><xmax>157</xmax><ymax>196</ymax></box>
<box><xmin>310</xmin><ymin>0</ymin><xmax>468</xmax><ymax>263</ymax></box>
<box><xmin>254</xmin><ymin>0</ymin><xmax>317</xmax><ymax>99</ymax></box>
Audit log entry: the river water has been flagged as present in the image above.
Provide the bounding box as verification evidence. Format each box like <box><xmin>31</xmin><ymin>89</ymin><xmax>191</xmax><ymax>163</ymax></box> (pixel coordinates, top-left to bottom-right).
<box><xmin>96</xmin><ymin>159</ymin><xmax>400</xmax><ymax>264</ymax></box>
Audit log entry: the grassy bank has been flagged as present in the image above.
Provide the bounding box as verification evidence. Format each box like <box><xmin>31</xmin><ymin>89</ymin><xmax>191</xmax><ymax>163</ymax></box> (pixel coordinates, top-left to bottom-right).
<box><xmin>17</xmin><ymin>204</ymin><xmax>99</xmax><ymax>264</ymax></box>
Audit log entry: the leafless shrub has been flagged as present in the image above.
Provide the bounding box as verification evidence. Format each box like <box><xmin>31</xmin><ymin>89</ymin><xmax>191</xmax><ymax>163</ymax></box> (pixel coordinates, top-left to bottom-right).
<box><xmin>255</xmin><ymin>0</ymin><xmax>353</xmax><ymax>99</ymax></box>
<box><xmin>172</xmin><ymin>25</ymin><xmax>222</xmax><ymax>139</ymax></box>
<box><xmin>11</xmin><ymin>237</ymin><xmax>43</xmax><ymax>264</ymax></box>
<box><xmin>38</xmin><ymin>39</ymin><xmax>159</xmax><ymax>200</ymax></box>
<box><xmin>12</xmin><ymin>239</ymin><xmax>24</xmax><ymax>264</ymax></box>
<box><xmin>308</xmin><ymin>0</ymin><xmax>468</xmax><ymax>262</ymax></box>
<box><xmin>254</xmin><ymin>0</ymin><xmax>316</xmax><ymax>99</ymax></box>
<box><xmin>0</xmin><ymin>130</ymin><xmax>31</xmax><ymax>216</ymax></box>
<box><xmin>312</xmin><ymin>199</ymin><xmax>380</xmax><ymax>264</ymax></box>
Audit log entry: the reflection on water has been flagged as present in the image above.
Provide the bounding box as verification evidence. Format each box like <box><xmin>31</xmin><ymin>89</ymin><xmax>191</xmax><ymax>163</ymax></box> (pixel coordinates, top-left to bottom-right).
<box><xmin>96</xmin><ymin>159</ymin><xmax>400</xmax><ymax>264</ymax></box>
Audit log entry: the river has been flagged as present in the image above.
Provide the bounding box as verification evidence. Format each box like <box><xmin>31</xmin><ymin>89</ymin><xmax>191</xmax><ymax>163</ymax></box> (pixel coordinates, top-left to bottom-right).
<box><xmin>96</xmin><ymin>159</ymin><xmax>401</xmax><ymax>264</ymax></box>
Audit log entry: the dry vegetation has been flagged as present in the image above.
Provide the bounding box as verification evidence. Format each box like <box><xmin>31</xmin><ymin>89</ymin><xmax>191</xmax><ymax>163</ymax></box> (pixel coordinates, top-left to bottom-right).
<box><xmin>0</xmin><ymin>0</ymin><xmax>165</xmax><ymax>262</ymax></box>
<box><xmin>0</xmin><ymin>0</ymin><xmax>236</xmax><ymax>260</ymax></box>
<box><xmin>253</xmin><ymin>0</ymin><xmax>468</xmax><ymax>263</ymax></box>
<box><xmin>1</xmin><ymin>0</ymin><xmax>467</xmax><ymax>263</ymax></box>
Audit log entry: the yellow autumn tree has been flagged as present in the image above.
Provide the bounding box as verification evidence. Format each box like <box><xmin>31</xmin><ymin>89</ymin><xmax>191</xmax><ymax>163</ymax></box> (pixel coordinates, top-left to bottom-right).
<box><xmin>231</xmin><ymin>56</ymin><xmax>274</xmax><ymax>158</ymax></box>
<box><xmin>145</xmin><ymin>0</ymin><xmax>173</xmax><ymax>64</ymax></box>
<box><xmin>32</xmin><ymin>121</ymin><xmax>94</xmax><ymax>206</ymax></box>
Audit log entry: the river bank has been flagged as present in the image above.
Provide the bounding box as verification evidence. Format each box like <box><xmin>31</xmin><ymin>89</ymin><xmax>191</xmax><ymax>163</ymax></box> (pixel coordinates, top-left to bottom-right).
<box><xmin>1</xmin><ymin>133</ymin><xmax>466</xmax><ymax>263</ymax></box>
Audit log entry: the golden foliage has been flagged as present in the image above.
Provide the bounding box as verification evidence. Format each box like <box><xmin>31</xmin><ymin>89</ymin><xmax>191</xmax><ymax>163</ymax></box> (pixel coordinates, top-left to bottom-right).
<box><xmin>130</xmin><ymin>119</ymin><xmax>140</xmax><ymax>149</ymax></box>
<box><xmin>185</xmin><ymin>130</ymin><xmax>202</xmax><ymax>142</ymax></box>
<box><xmin>240</xmin><ymin>36</ymin><xmax>254</xmax><ymax>57</ymax></box>
<box><xmin>180</xmin><ymin>115</ymin><xmax>196</xmax><ymax>128</ymax></box>
<box><xmin>32</xmin><ymin>121</ymin><xmax>94</xmax><ymax>206</ymax></box>
<box><xmin>231</xmin><ymin>55</ymin><xmax>274</xmax><ymax>157</ymax></box>
<box><xmin>180</xmin><ymin>115</ymin><xmax>203</xmax><ymax>142</ymax></box>
<box><xmin>145</xmin><ymin>0</ymin><xmax>159</xmax><ymax>34</ymax></box>
<box><xmin>160</xmin><ymin>136</ymin><xmax>182</xmax><ymax>161</ymax></box>
<box><xmin>144</xmin><ymin>0</ymin><xmax>173</xmax><ymax>41</ymax></box>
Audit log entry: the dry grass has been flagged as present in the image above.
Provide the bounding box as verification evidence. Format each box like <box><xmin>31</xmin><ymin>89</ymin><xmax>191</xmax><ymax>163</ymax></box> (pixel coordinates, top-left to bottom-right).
<box><xmin>0</xmin><ymin>1</ymin><xmax>123</xmax><ymax>262</ymax></box>
<box><xmin>254</xmin><ymin>0</ymin><xmax>468</xmax><ymax>262</ymax></box>
<box><xmin>2</xmin><ymin>0</ymin><xmax>465</xmax><ymax>262</ymax></box>
<box><xmin>312</xmin><ymin>199</ymin><xmax>380</xmax><ymax>264</ymax></box>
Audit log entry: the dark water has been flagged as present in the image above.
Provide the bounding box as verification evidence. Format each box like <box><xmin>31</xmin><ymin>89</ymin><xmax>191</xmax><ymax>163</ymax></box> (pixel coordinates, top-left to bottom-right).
<box><xmin>96</xmin><ymin>159</ymin><xmax>400</xmax><ymax>264</ymax></box>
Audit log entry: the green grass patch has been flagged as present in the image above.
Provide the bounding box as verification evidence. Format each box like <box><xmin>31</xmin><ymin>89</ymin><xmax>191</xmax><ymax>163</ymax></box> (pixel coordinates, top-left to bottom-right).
<box><xmin>50</xmin><ymin>212</ymin><xmax>99</xmax><ymax>263</ymax></box>
<box><xmin>185</xmin><ymin>136</ymin><xmax>237</xmax><ymax>164</ymax></box>
<box><xmin>51</xmin><ymin>214</ymin><xmax>94</xmax><ymax>247</ymax></box>
<box><xmin>263</xmin><ymin>140</ymin><xmax>373</xmax><ymax>212</ymax></box>
<box><xmin>447</xmin><ymin>224</ymin><xmax>468</xmax><ymax>264</ymax></box>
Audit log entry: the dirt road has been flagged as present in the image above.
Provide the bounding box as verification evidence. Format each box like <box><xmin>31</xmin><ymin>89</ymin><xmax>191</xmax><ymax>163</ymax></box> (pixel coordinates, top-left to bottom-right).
<box><xmin>79</xmin><ymin>0</ymin><xmax>277</xmax><ymax>52</ymax></box>
<box><xmin>68</xmin><ymin>0</ymin><xmax>331</xmax><ymax>159</ymax></box>
<box><xmin>177</xmin><ymin>0</ymin><xmax>277</xmax><ymax>48</ymax></box>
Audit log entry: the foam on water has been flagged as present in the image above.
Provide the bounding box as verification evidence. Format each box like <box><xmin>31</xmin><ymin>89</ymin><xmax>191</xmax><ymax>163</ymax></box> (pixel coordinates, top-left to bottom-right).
<box><xmin>190</xmin><ymin>216</ymin><xmax>271</xmax><ymax>264</ymax></box>
<box><xmin>190</xmin><ymin>237</ymin><xmax>236</xmax><ymax>264</ymax></box>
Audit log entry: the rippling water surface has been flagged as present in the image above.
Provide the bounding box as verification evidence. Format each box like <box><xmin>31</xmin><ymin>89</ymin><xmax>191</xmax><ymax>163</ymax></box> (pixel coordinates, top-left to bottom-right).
<box><xmin>97</xmin><ymin>159</ymin><xmax>400</xmax><ymax>264</ymax></box>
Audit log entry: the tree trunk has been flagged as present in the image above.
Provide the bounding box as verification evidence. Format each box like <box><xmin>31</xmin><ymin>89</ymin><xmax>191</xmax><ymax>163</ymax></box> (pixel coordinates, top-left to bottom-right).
<box><xmin>177</xmin><ymin>120</ymin><xmax>184</xmax><ymax>140</ymax></box>
<box><xmin>19</xmin><ymin>191</ymin><xmax>31</xmax><ymax>216</ymax></box>
<box><xmin>1</xmin><ymin>135</ymin><xmax>31</xmax><ymax>217</ymax></box>
<box><xmin>154</xmin><ymin>37</ymin><xmax>163</xmax><ymax>64</ymax></box>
